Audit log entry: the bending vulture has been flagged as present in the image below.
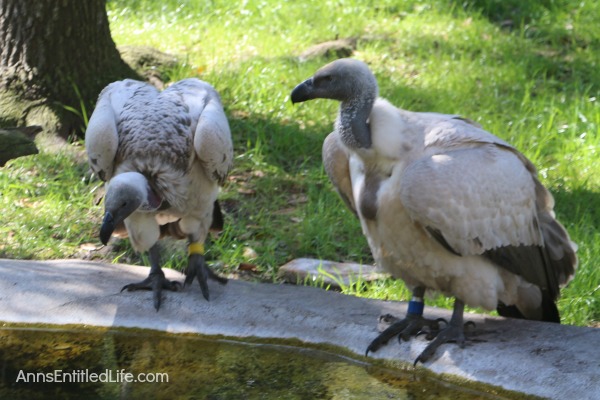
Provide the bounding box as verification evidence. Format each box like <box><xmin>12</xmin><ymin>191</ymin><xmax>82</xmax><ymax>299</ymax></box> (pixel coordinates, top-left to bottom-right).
<box><xmin>85</xmin><ymin>78</ymin><xmax>233</xmax><ymax>310</ymax></box>
<box><xmin>291</xmin><ymin>58</ymin><xmax>577</xmax><ymax>364</ymax></box>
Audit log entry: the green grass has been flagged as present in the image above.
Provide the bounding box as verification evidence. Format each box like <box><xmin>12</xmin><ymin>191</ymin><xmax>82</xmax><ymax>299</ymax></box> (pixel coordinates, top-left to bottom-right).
<box><xmin>1</xmin><ymin>0</ymin><xmax>598</xmax><ymax>326</ymax></box>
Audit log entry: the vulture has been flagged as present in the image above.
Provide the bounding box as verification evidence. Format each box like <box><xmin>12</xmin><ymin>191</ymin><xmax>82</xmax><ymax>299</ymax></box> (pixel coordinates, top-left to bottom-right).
<box><xmin>291</xmin><ymin>58</ymin><xmax>577</xmax><ymax>364</ymax></box>
<box><xmin>85</xmin><ymin>78</ymin><xmax>234</xmax><ymax>310</ymax></box>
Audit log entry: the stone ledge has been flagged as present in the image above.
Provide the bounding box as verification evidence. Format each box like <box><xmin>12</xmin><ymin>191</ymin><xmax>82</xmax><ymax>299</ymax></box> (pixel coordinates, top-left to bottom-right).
<box><xmin>0</xmin><ymin>259</ymin><xmax>597</xmax><ymax>399</ymax></box>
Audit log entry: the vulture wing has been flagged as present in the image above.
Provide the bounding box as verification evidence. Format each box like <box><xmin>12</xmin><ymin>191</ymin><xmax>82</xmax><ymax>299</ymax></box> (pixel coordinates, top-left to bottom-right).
<box><xmin>322</xmin><ymin>131</ymin><xmax>357</xmax><ymax>215</ymax></box>
<box><xmin>167</xmin><ymin>79</ymin><xmax>234</xmax><ymax>184</ymax></box>
<box><xmin>85</xmin><ymin>80</ymin><xmax>157</xmax><ymax>182</ymax></box>
<box><xmin>399</xmin><ymin>118</ymin><xmax>576</xmax><ymax>304</ymax></box>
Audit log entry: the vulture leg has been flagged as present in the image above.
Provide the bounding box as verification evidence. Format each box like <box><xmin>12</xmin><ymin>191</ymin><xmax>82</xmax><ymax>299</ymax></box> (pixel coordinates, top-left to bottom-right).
<box><xmin>366</xmin><ymin>287</ymin><xmax>441</xmax><ymax>355</ymax></box>
<box><xmin>184</xmin><ymin>239</ymin><xmax>227</xmax><ymax>301</ymax></box>
<box><xmin>121</xmin><ymin>245</ymin><xmax>182</xmax><ymax>311</ymax></box>
<box><xmin>414</xmin><ymin>298</ymin><xmax>466</xmax><ymax>365</ymax></box>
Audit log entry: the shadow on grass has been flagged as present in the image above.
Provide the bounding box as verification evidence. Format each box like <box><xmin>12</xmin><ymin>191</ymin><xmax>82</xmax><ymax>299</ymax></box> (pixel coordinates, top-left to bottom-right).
<box><xmin>445</xmin><ymin>0</ymin><xmax>570</xmax><ymax>26</ymax></box>
<box><xmin>387</xmin><ymin>29</ymin><xmax>599</xmax><ymax>101</ymax></box>
<box><xmin>227</xmin><ymin>112</ymin><xmax>328</xmax><ymax>174</ymax></box>
<box><xmin>552</xmin><ymin>186</ymin><xmax>600</xmax><ymax>231</ymax></box>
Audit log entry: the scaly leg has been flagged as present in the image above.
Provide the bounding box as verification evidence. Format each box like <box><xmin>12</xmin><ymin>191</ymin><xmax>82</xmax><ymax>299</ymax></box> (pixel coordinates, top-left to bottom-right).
<box><xmin>184</xmin><ymin>239</ymin><xmax>227</xmax><ymax>301</ymax></box>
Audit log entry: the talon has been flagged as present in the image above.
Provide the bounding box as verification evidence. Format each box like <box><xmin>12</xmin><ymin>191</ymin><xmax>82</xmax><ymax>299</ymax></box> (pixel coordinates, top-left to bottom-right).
<box><xmin>414</xmin><ymin>355</ymin><xmax>425</xmax><ymax>367</ymax></box>
<box><xmin>153</xmin><ymin>291</ymin><xmax>161</xmax><ymax>311</ymax></box>
<box><xmin>464</xmin><ymin>321</ymin><xmax>476</xmax><ymax>331</ymax></box>
<box><xmin>377</xmin><ymin>313</ymin><xmax>399</xmax><ymax>332</ymax></box>
<box><xmin>121</xmin><ymin>284</ymin><xmax>138</xmax><ymax>292</ymax></box>
<box><xmin>379</xmin><ymin>313</ymin><xmax>398</xmax><ymax>323</ymax></box>
<box><xmin>366</xmin><ymin>335</ymin><xmax>388</xmax><ymax>355</ymax></box>
<box><xmin>415</xmin><ymin>329</ymin><xmax>428</xmax><ymax>338</ymax></box>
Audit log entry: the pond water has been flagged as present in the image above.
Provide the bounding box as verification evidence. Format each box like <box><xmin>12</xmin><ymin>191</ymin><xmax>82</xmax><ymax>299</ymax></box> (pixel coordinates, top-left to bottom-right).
<box><xmin>0</xmin><ymin>325</ymin><xmax>522</xmax><ymax>399</ymax></box>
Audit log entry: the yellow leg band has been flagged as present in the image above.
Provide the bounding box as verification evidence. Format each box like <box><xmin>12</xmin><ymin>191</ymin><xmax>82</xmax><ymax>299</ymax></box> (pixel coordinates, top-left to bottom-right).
<box><xmin>188</xmin><ymin>242</ymin><xmax>205</xmax><ymax>256</ymax></box>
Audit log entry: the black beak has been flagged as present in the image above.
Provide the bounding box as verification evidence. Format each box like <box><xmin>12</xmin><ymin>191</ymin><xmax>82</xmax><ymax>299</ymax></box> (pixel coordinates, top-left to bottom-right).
<box><xmin>100</xmin><ymin>212</ymin><xmax>115</xmax><ymax>245</ymax></box>
<box><xmin>290</xmin><ymin>78</ymin><xmax>314</xmax><ymax>104</ymax></box>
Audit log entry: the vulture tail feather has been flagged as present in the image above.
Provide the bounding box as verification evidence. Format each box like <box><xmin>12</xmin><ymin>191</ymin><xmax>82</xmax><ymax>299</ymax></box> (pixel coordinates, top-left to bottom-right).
<box><xmin>210</xmin><ymin>200</ymin><xmax>224</xmax><ymax>232</ymax></box>
<box><xmin>497</xmin><ymin>291</ymin><xmax>560</xmax><ymax>323</ymax></box>
<box><xmin>496</xmin><ymin>303</ymin><xmax>525</xmax><ymax>320</ymax></box>
<box><xmin>540</xmin><ymin>291</ymin><xmax>561</xmax><ymax>323</ymax></box>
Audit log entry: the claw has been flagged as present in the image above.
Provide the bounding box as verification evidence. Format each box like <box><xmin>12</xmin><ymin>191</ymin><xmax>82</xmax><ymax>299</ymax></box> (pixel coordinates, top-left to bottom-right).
<box><xmin>415</xmin><ymin>329</ymin><xmax>428</xmax><ymax>338</ymax></box>
<box><xmin>415</xmin><ymin>328</ymin><xmax>437</xmax><ymax>340</ymax></box>
<box><xmin>413</xmin><ymin>355</ymin><xmax>424</xmax><ymax>367</ymax></box>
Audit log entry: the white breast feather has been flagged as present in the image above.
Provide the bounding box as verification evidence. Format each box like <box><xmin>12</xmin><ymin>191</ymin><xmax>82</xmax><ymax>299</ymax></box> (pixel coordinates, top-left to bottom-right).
<box><xmin>369</xmin><ymin>99</ymin><xmax>422</xmax><ymax>164</ymax></box>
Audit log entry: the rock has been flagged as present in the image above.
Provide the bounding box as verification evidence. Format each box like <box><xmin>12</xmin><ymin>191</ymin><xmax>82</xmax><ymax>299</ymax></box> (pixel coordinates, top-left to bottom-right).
<box><xmin>278</xmin><ymin>257</ymin><xmax>388</xmax><ymax>288</ymax></box>
<box><xmin>298</xmin><ymin>38</ymin><xmax>357</xmax><ymax>61</ymax></box>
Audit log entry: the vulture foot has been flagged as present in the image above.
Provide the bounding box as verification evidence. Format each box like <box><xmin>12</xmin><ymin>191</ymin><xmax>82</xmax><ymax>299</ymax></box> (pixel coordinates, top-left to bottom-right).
<box><xmin>184</xmin><ymin>253</ymin><xmax>228</xmax><ymax>301</ymax></box>
<box><xmin>121</xmin><ymin>270</ymin><xmax>182</xmax><ymax>311</ymax></box>
<box><xmin>414</xmin><ymin>321</ymin><xmax>466</xmax><ymax>366</ymax></box>
<box><xmin>365</xmin><ymin>313</ymin><xmax>441</xmax><ymax>356</ymax></box>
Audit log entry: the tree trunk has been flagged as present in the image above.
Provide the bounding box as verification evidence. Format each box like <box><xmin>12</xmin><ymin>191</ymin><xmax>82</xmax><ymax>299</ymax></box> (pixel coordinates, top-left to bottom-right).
<box><xmin>0</xmin><ymin>126</ymin><xmax>40</xmax><ymax>166</ymax></box>
<box><xmin>0</xmin><ymin>0</ymin><xmax>139</xmax><ymax>139</ymax></box>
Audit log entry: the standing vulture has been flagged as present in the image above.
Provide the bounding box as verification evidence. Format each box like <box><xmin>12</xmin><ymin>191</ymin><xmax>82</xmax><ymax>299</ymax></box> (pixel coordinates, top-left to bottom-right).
<box><xmin>291</xmin><ymin>58</ymin><xmax>577</xmax><ymax>364</ymax></box>
<box><xmin>85</xmin><ymin>78</ymin><xmax>233</xmax><ymax>310</ymax></box>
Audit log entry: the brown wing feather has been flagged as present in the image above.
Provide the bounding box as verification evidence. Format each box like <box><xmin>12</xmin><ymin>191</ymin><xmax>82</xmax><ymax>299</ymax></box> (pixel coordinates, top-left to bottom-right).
<box><xmin>322</xmin><ymin>131</ymin><xmax>357</xmax><ymax>216</ymax></box>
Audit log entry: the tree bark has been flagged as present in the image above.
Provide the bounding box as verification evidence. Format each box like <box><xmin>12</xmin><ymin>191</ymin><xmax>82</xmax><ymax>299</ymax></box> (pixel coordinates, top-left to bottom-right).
<box><xmin>0</xmin><ymin>0</ymin><xmax>139</xmax><ymax>139</ymax></box>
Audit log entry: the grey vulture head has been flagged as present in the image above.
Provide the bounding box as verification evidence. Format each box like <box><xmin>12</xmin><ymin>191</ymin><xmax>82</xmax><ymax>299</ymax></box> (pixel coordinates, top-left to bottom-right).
<box><xmin>292</xmin><ymin>58</ymin><xmax>378</xmax><ymax>149</ymax></box>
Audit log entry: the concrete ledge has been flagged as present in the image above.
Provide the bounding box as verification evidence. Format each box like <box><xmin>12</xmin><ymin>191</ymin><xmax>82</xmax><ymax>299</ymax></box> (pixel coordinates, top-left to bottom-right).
<box><xmin>0</xmin><ymin>259</ymin><xmax>597</xmax><ymax>399</ymax></box>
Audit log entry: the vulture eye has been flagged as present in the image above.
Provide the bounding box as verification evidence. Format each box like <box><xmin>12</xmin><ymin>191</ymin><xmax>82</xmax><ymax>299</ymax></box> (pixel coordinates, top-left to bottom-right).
<box><xmin>315</xmin><ymin>75</ymin><xmax>333</xmax><ymax>86</ymax></box>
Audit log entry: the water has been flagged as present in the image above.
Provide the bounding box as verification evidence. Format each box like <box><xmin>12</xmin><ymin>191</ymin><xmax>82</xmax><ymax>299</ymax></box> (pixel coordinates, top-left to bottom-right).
<box><xmin>0</xmin><ymin>325</ymin><xmax>523</xmax><ymax>399</ymax></box>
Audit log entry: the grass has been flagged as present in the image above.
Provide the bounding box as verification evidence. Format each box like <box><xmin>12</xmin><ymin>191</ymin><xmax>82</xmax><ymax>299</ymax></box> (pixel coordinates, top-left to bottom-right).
<box><xmin>1</xmin><ymin>0</ymin><xmax>598</xmax><ymax>326</ymax></box>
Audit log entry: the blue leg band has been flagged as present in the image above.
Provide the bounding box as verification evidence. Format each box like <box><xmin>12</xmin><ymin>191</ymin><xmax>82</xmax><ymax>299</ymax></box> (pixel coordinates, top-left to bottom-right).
<box><xmin>407</xmin><ymin>299</ymin><xmax>424</xmax><ymax>316</ymax></box>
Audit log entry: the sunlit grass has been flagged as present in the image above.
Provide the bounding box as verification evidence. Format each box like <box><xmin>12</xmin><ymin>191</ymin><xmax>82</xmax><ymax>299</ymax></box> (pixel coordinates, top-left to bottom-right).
<box><xmin>1</xmin><ymin>0</ymin><xmax>597</xmax><ymax>326</ymax></box>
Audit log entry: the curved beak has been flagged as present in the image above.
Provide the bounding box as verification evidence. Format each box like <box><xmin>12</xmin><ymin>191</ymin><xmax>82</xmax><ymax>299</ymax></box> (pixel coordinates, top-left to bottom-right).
<box><xmin>99</xmin><ymin>212</ymin><xmax>115</xmax><ymax>245</ymax></box>
<box><xmin>290</xmin><ymin>78</ymin><xmax>314</xmax><ymax>104</ymax></box>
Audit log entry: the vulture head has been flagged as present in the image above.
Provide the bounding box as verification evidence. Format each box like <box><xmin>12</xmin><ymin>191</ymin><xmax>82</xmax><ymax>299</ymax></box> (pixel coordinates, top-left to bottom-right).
<box><xmin>291</xmin><ymin>58</ymin><xmax>378</xmax><ymax>149</ymax></box>
<box><xmin>100</xmin><ymin>172</ymin><xmax>163</xmax><ymax>245</ymax></box>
